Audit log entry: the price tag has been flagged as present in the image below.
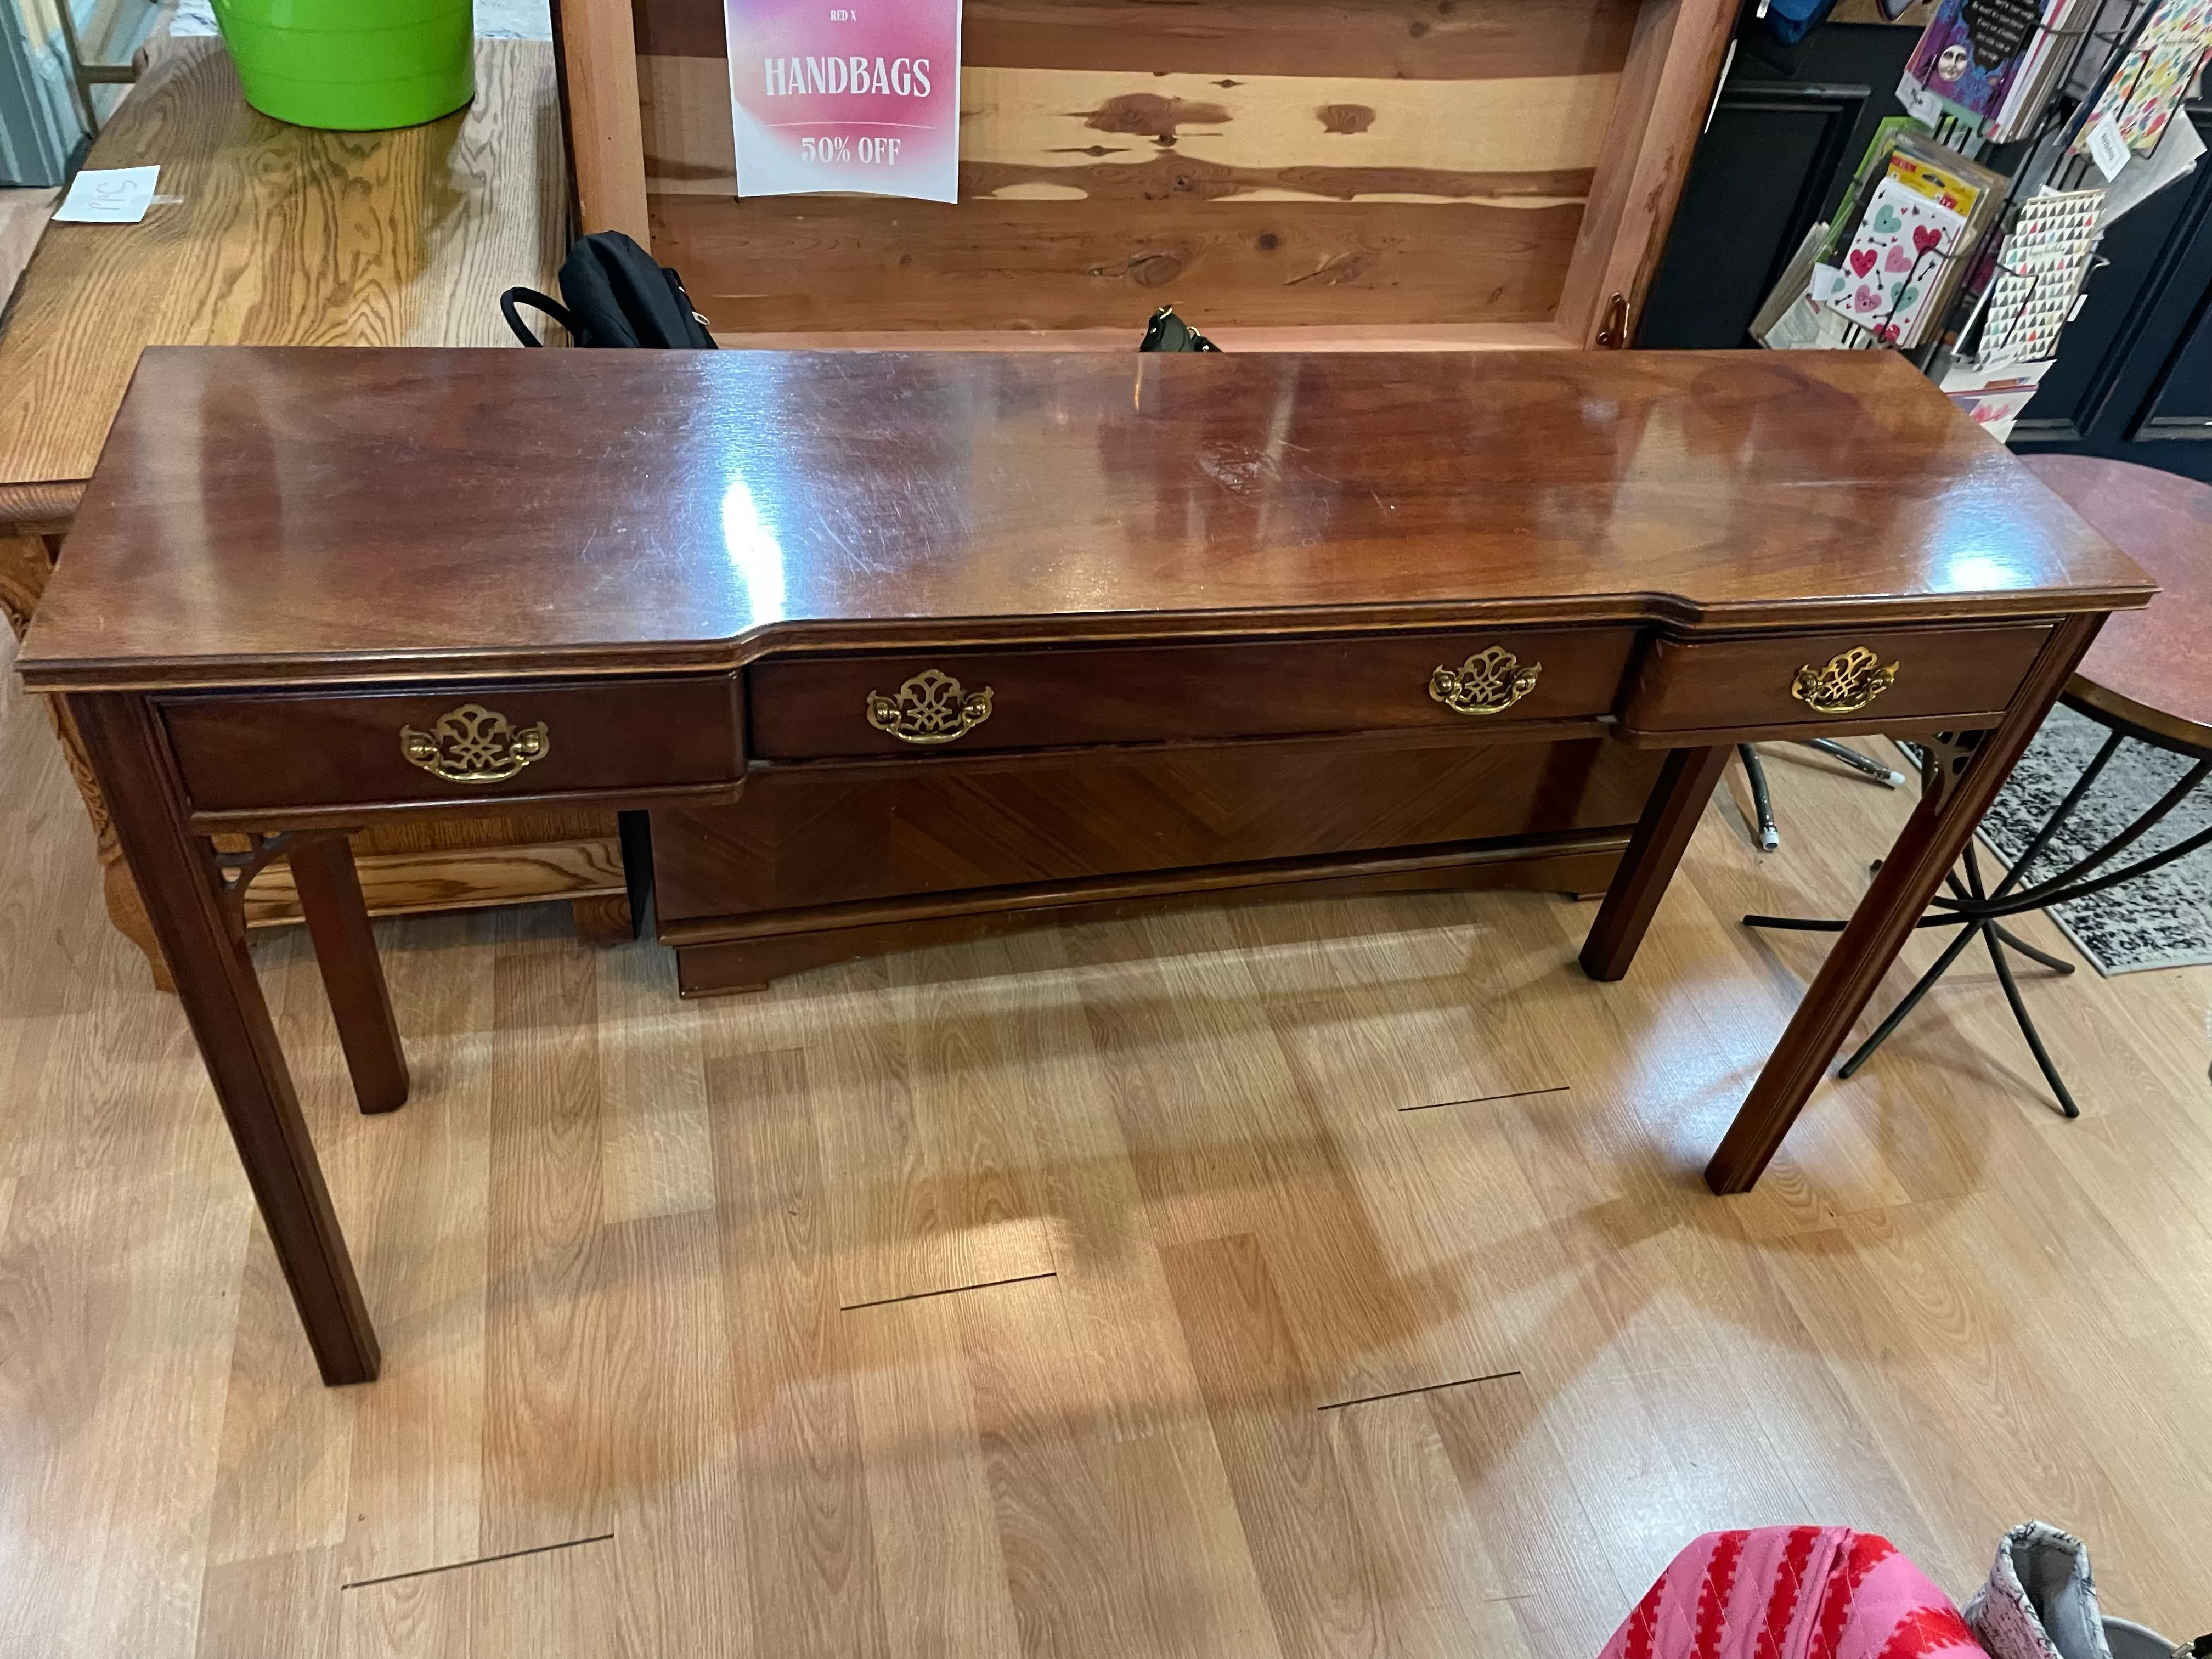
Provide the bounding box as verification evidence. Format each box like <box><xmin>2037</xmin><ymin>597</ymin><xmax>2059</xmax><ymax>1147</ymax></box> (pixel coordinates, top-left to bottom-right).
<box><xmin>51</xmin><ymin>165</ymin><xmax>160</xmax><ymax>224</ymax></box>
<box><xmin>1897</xmin><ymin>72</ymin><xmax>1943</xmax><ymax>127</ymax></box>
<box><xmin>2084</xmin><ymin>112</ymin><xmax>2131</xmax><ymax>182</ymax></box>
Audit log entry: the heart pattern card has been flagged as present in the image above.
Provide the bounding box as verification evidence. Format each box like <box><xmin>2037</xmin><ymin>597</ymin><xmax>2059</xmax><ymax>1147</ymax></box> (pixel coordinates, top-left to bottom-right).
<box><xmin>1815</xmin><ymin>176</ymin><xmax>1969</xmax><ymax>345</ymax></box>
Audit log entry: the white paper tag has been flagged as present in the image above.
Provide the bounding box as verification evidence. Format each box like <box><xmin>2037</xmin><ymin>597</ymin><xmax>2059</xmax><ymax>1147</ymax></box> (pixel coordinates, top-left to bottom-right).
<box><xmin>1763</xmin><ymin>287</ymin><xmax>1855</xmax><ymax>350</ymax></box>
<box><xmin>1764</xmin><ymin>292</ymin><xmax>1825</xmax><ymax>349</ymax></box>
<box><xmin>51</xmin><ymin>164</ymin><xmax>160</xmax><ymax>223</ymax></box>
<box><xmin>1897</xmin><ymin>72</ymin><xmax>1943</xmax><ymax>126</ymax></box>
<box><xmin>2084</xmin><ymin>113</ymin><xmax>2131</xmax><ymax>182</ymax></box>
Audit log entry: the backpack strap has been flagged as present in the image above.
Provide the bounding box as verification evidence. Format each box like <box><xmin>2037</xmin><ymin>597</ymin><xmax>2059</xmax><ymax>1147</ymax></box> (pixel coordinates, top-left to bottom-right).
<box><xmin>500</xmin><ymin>286</ymin><xmax>580</xmax><ymax>347</ymax></box>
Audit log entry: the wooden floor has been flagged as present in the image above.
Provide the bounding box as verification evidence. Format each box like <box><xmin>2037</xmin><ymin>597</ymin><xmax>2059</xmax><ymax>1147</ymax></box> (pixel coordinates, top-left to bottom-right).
<box><xmin>4</xmin><ymin>634</ymin><xmax>2210</xmax><ymax>1659</ymax></box>
<box><xmin>0</xmin><ymin>188</ymin><xmax>57</xmax><ymax>313</ymax></box>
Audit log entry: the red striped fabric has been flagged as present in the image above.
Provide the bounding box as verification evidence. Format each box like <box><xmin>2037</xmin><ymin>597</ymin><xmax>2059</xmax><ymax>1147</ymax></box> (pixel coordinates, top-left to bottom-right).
<box><xmin>1600</xmin><ymin>1528</ymin><xmax>1980</xmax><ymax>1659</ymax></box>
<box><xmin>1754</xmin><ymin>1527</ymin><xmax>1825</xmax><ymax>1659</ymax></box>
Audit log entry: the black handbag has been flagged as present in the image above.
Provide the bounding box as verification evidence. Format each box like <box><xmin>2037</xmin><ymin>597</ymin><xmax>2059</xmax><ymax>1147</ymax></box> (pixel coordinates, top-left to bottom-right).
<box><xmin>1137</xmin><ymin>305</ymin><xmax>1220</xmax><ymax>352</ymax></box>
<box><xmin>501</xmin><ymin>231</ymin><xmax>718</xmax><ymax>348</ymax></box>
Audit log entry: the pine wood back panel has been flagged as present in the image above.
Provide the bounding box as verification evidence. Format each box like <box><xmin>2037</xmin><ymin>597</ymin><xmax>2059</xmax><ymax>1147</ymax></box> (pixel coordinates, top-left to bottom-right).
<box><xmin>636</xmin><ymin>0</ymin><xmax>1639</xmax><ymax>76</ymax></box>
<box><xmin>649</xmin><ymin>193</ymin><xmax>1587</xmax><ymax>331</ymax></box>
<box><xmin>629</xmin><ymin>0</ymin><xmax>1640</xmax><ymax>332</ymax></box>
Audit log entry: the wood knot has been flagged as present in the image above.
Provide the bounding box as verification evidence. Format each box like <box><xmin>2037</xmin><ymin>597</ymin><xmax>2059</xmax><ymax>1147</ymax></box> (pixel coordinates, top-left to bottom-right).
<box><xmin>1127</xmin><ymin>250</ymin><xmax>1186</xmax><ymax>287</ymax></box>
<box><xmin>1078</xmin><ymin>93</ymin><xmax>1231</xmax><ymax>142</ymax></box>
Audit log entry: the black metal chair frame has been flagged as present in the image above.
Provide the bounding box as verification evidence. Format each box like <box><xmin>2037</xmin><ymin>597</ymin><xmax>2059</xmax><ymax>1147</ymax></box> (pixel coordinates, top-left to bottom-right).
<box><xmin>1745</xmin><ymin>693</ymin><xmax>2212</xmax><ymax>1117</ymax></box>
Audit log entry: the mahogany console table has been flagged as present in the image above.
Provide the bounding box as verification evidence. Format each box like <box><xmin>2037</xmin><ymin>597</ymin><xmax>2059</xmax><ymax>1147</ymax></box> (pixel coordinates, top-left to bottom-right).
<box><xmin>15</xmin><ymin>345</ymin><xmax>2152</xmax><ymax>1385</ymax></box>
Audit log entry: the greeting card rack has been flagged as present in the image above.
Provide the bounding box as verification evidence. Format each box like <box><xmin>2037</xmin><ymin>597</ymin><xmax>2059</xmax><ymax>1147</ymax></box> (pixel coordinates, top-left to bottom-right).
<box><xmin>545</xmin><ymin>0</ymin><xmax>1739</xmax><ymax>353</ymax></box>
<box><xmin>1816</xmin><ymin>208</ymin><xmax>2106</xmax><ymax>354</ymax></box>
<box><xmin>1756</xmin><ymin>0</ymin><xmax>2177</xmax><ymax>369</ymax></box>
<box><xmin>1914</xmin><ymin>0</ymin><xmax>2168</xmax><ymax>369</ymax></box>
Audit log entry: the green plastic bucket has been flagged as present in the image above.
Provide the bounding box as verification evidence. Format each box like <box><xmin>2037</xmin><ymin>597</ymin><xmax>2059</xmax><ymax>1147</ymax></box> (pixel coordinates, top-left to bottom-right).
<box><xmin>210</xmin><ymin>0</ymin><xmax>474</xmax><ymax>130</ymax></box>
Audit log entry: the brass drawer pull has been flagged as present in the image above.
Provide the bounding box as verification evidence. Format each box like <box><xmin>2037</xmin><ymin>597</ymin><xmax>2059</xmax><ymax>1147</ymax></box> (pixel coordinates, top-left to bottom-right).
<box><xmin>866</xmin><ymin>669</ymin><xmax>994</xmax><ymax>745</ymax></box>
<box><xmin>399</xmin><ymin>702</ymin><xmax>551</xmax><ymax>783</ymax></box>
<box><xmin>1791</xmin><ymin>646</ymin><xmax>1900</xmax><ymax>715</ymax></box>
<box><xmin>1430</xmin><ymin>646</ymin><xmax>1541</xmax><ymax>716</ymax></box>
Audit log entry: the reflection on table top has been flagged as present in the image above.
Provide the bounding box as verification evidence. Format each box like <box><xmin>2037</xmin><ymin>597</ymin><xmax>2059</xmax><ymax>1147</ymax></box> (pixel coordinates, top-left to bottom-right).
<box><xmin>19</xmin><ymin>346</ymin><xmax>2153</xmax><ymax>691</ymax></box>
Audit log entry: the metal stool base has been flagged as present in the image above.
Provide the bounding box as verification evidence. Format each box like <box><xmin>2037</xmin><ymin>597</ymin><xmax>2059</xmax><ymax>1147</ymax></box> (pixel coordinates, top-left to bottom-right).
<box><xmin>1743</xmin><ymin>715</ymin><xmax>2212</xmax><ymax>1120</ymax></box>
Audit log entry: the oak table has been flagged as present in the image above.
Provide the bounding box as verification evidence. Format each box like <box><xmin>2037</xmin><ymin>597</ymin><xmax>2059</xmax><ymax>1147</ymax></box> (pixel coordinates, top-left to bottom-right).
<box><xmin>14</xmin><ymin>345</ymin><xmax>2153</xmax><ymax>1385</ymax></box>
<box><xmin>0</xmin><ymin>36</ymin><xmax>633</xmax><ymax>983</ymax></box>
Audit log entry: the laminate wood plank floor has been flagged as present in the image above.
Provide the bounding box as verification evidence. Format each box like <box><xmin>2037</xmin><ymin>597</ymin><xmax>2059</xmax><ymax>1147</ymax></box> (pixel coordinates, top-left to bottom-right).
<box><xmin>3</xmin><ymin>630</ymin><xmax>2209</xmax><ymax>1658</ymax></box>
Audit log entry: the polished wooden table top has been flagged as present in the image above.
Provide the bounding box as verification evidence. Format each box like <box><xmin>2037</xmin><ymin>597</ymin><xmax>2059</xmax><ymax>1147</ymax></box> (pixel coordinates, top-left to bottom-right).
<box><xmin>20</xmin><ymin>346</ymin><xmax>2153</xmax><ymax>690</ymax></box>
<box><xmin>0</xmin><ymin>38</ymin><xmax>563</xmax><ymax>514</ymax></box>
<box><xmin>2023</xmin><ymin>453</ymin><xmax>2212</xmax><ymax>752</ymax></box>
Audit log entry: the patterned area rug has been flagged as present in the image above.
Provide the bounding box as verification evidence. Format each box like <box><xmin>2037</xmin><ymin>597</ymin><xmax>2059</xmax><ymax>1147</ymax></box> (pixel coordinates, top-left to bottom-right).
<box><xmin>1977</xmin><ymin>704</ymin><xmax>2212</xmax><ymax>975</ymax></box>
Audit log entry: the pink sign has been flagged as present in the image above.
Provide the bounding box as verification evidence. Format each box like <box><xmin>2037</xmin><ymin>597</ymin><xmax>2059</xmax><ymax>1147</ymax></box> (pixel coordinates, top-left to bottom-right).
<box><xmin>724</xmin><ymin>0</ymin><xmax>962</xmax><ymax>203</ymax></box>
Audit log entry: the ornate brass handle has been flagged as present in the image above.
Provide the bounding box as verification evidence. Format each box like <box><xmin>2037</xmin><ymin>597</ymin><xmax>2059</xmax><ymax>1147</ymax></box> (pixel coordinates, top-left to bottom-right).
<box><xmin>1430</xmin><ymin>646</ymin><xmax>1542</xmax><ymax>716</ymax></box>
<box><xmin>1791</xmin><ymin>646</ymin><xmax>1900</xmax><ymax>716</ymax></box>
<box><xmin>399</xmin><ymin>702</ymin><xmax>551</xmax><ymax>783</ymax></box>
<box><xmin>865</xmin><ymin>669</ymin><xmax>995</xmax><ymax>746</ymax></box>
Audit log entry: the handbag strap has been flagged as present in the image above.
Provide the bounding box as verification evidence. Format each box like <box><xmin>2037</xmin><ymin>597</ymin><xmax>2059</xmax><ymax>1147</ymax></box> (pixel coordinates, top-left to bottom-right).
<box><xmin>500</xmin><ymin>286</ymin><xmax>580</xmax><ymax>347</ymax></box>
<box><xmin>1138</xmin><ymin>305</ymin><xmax>1221</xmax><ymax>352</ymax></box>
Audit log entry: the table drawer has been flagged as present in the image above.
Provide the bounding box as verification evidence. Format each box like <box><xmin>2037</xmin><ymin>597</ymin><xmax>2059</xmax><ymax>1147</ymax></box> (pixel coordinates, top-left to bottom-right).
<box><xmin>748</xmin><ymin>628</ymin><xmax>1639</xmax><ymax>760</ymax></box>
<box><xmin>1619</xmin><ymin>624</ymin><xmax>2055</xmax><ymax>737</ymax></box>
<box><xmin>163</xmin><ymin>676</ymin><xmax>743</xmax><ymax>815</ymax></box>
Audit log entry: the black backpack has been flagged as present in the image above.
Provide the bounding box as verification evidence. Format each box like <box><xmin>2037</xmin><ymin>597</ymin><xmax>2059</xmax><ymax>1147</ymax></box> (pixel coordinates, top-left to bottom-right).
<box><xmin>501</xmin><ymin>232</ymin><xmax>717</xmax><ymax>348</ymax></box>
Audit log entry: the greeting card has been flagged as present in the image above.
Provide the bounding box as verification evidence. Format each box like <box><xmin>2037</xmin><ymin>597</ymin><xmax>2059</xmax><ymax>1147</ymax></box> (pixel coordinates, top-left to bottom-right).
<box><xmin>1979</xmin><ymin>188</ymin><xmax>2103</xmax><ymax>360</ymax></box>
<box><xmin>2075</xmin><ymin>0</ymin><xmax>2212</xmax><ymax>161</ymax></box>
<box><xmin>1815</xmin><ymin>176</ymin><xmax>1970</xmax><ymax>345</ymax></box>
<box><xmin>1905</xmin><ymin>0</ymin><xmax>2048</xmax><ymax>123</ymax></box>
<box><xmin>1940</xmin><ymin>358</ymin><xmax>2055</xmax><ymax>442</ymax></box>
